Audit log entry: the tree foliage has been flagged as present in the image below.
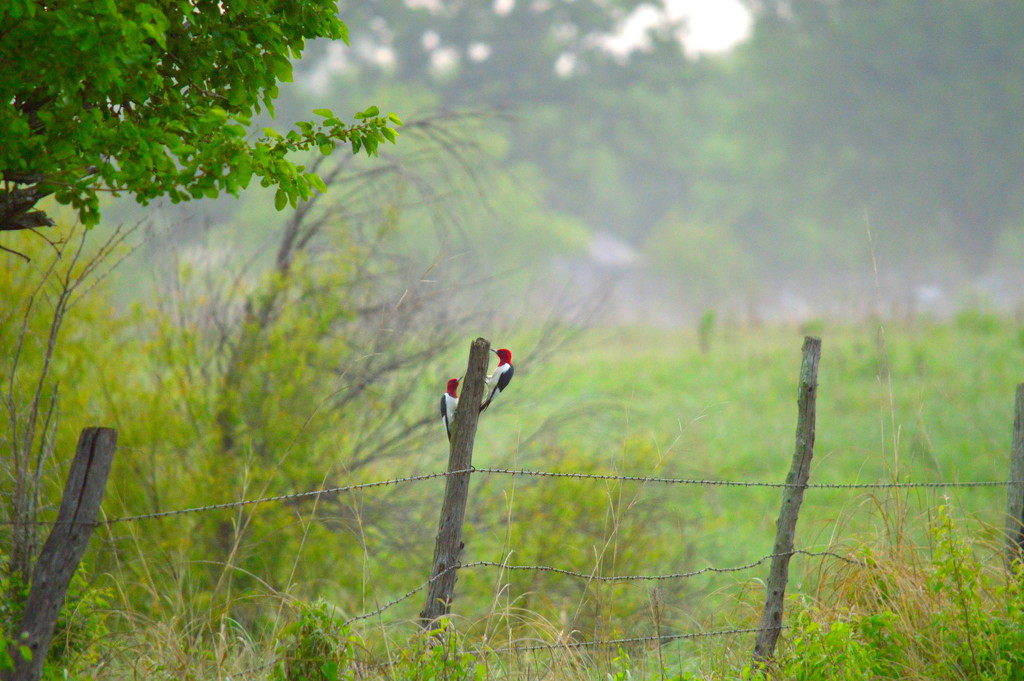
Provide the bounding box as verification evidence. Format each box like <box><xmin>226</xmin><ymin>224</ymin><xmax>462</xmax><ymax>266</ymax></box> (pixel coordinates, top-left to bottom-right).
<box><xmin>326</xmin><ymin>0</ymin><xmax>678</xmax><ymax>98</ymax></box>
<box><xmin>712</xmin><ymin>0</ymin><xmax>1024</xmax><ymax>275</ymax></box>
<box><xmin>0</xmin><ymin>0</ymin><xmax>401</xmax><ymax>234</ymax></box>
<box><xmin>316</xmin><ymin>1</ymin><xmax>709</xmax><ymax>244</ymax></box>
<box><xmin>310</xmin><ymin>0</ymin><xmax>1024</xmax><ymax>281</ymax></box>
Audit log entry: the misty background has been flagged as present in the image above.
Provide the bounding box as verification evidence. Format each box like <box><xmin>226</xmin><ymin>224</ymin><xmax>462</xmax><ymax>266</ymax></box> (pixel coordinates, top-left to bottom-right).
<box><xmin>108</xmin><ymin>0</ymin><xmax>1024</xmax><ymax>326</ymax></box>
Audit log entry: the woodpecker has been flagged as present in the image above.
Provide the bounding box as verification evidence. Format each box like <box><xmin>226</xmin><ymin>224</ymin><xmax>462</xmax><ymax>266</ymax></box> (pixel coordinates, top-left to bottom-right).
<box><xmin>480</xmin><ymin>348</ymin><xmax>514</xmax><ymax>412</ymax></box>
<box><xmin>440</xmin><ymin>378</ymin><xmax>460</xmax><ymax>441</ymax></box>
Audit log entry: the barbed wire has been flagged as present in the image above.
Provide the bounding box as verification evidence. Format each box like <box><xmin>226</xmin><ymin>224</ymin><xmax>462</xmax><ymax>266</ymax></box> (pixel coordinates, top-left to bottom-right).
<box><xmin>475</xmin><ymin>468</ymin><xmax>788</xmax><ymax>488</ymax></box>
<box><xmin>1</xmin><ymin>466</ymin><xmax>1012</xmax><ymax>528</ymax></box>
<box><xmin>227</xmin><ymin>620</ymin><xmax>783</xmax><ymax>681</ymax></box>
<box><xmin>225</xmin><ymin>548</ymin><xmax>847</xmax><ymax>679</ymax></box>
<box><xmin>456</xmin><ymin>549</ymin><xmax>867</xmax><ymax>583</ymax></box>
<box><xmin>238</xmin><ymin>625</ymin><xmax>785</xmax><ymax>681</ymax></box>
<box><xmin>486</xmin><ymin>625</ymin><xmax>784</xmax><ymax>653</ymax></box>
<box><xmin>344</xmin><ymin>561</ymin><xmax>463</xmax><ymax>626</ymax></box>
<box><xmin>220</xmin><ymin>622</ymin><xmax>774</xmax><ymax>679</ymax></box>
<box><xmin>811</xmin><ymin>479</ymin><xmax>1013</xmax><ymax>489</ymax></box>
<box><xmin>472</xmin><ymin>467</ymin><xmax>1015</xmax><ymax>490</ymax></box>
<box><xmin>339</xmin><ymin>549</ymin><xmax>864</xmax><ymax>628</ymax></box>
<box><xmin>103</xmin><ymin>469</ymin><xmax>470</xmax><ymax>525</ymax></box>
<box><xmin>97</xmin><ymin>467</ymin><xmax>1011</xmax><ymax>525</ymax></box>
<box><xmin>225</xmin><ymin>660</ymin><xmax>276</xmax><ymax>681</ymax></box>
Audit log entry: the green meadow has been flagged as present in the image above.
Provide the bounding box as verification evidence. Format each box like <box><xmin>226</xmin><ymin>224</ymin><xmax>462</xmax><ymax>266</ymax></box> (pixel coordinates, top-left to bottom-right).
<box><xmin>483</xmin><ymin>316</ymin><xmax>1023</xmax><ymax>542</ymax></box>
<box><xmin>7</xmin><ymin>2</ymin><xmax>1024</xmax><ymax>676</ymax></box>
<box><xmin>455</xmin><ymin>317</ymin><xmax>1024</xmax><ymax>638</ymax></box>
<box><xmin>5</xmin><ymin>231</ymin><xmax>1024</xmax><ymax>680</ymax></box>
<box><xmin>417</xmin><ymin>317</ymin><xmax>1024</xmax><ymax>679</ymax></box>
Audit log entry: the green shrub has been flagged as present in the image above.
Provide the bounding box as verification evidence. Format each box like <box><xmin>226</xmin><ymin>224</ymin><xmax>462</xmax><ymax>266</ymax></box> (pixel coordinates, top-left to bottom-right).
<box><xmin>273</xmin><ymin>599</ymin><xmax>359</xmax><ymax>681</ymax></box>
<box><xmin>772</xmin><ymin>507</ymin><xmax>1024</xmax><ymax>681</ymax></box>
<box><xmin>0</xmin><ymin>556</ymin><xmax>111</xmax><ymax>681</ymax></box>
<box><xmin>391</xmin><ymin>621</ymin><xmax>486</xmax><ymax>681</ymax></box>
<box><xmin>44</xmin><ymin>566</ymin><xmax>112</xmax><ymax>680</ymax></box>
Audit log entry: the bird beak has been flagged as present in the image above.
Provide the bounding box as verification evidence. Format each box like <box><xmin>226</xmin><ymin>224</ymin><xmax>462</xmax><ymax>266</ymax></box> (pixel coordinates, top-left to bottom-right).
<box><xmin>490</xmin><ymin>348</ymin><xmax>498</xmax><ymax>355</ymax></box>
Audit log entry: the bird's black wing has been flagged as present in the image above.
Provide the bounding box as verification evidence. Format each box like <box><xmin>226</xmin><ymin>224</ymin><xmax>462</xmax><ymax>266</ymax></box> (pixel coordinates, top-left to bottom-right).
<box><xmin>440</xmin><ymin>394</ymin><xmax>451</xmax><ymax>440</ymax></box>
<box><xmin>496</xmin><ymin>364</ymin><xmax>514</xmax><ymax>392</ymax></box>
<box><xmin>480</xmin><ymin>365</ymin><xmax>514</xmax><ymax>413</ymax></box>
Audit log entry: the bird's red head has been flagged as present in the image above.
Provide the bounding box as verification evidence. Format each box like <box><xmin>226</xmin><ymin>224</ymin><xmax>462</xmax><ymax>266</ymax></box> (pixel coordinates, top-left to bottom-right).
<box><xmin>493</xmin><ymin>348</ymin><xmax>512</xmax><ymax>365</ymax></box>
<box><xmin>446</xmin><ymin>378</ymin><xmax>460</xmax><ymax>397</ymax></box>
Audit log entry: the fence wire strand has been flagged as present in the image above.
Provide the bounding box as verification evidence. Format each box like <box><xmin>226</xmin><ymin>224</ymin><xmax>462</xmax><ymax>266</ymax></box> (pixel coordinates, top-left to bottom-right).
<box><xmin>457</xmin><ymin>549</ymin><xmax>867</xmax><ymax>583</ymax></box>
<box><xmin>100</xmin><ymin>467</ymin><xmax>1017</xmax><ymax>526</ymax></box>
<box><xmin>2</xmin><ymin>466</ymin><xmax>1013</xmax><ymax>528</ymax></box>
<box><xmin>486</xmin><ymin>625</ymin><xmax>785</xmax><ymax>653</ymax></box>
<box><xmin>344</xmin><ymin>561</ymin><xmax>462</xmax><ymax>626</ymax></box>
<box><xmin>104</xmin><ymin>470</ymin><xmax>464</xmax><ymax>525</ymax></box>
<box><xmin>472</xmin><ymin>467</ymin><xmax>1014</xmax><ymax>490</ymax></box>
<box><xmin>340</xmin><ymin>549</ymin><xmax>863</xmax><ymax>627</ymax></box>
<box><xmin>233</xmin><ymin>625</ymin><xmax>786</xmax><ymax>680</ymax></box>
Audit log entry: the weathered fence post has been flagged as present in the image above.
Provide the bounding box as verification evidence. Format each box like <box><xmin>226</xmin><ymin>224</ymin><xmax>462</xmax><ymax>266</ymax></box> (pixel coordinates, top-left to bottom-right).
<box><xmin>6</xmin><ymin>427</ymin><xmax>117</xmax><ymax>681</ymax></box>
<box><xmin>419</xmin><ymin>338</ymin><xmax>491</xmax><ymax>629</ymax></box>
<box><xmin>752</xmin><ymin>336</ymin><xmax>821</xmax><ymax>665</ymax></box>
<box><xmin>1005</xmin><ymin>384</ymin><xmax>1024</xmax><ymax>568</ymax></box>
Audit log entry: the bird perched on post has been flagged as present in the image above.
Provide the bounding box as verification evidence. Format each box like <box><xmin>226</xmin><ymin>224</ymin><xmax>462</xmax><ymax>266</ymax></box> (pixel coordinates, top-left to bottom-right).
<box><xmin>480</xmin><ymin>348</ymin><xmax>513</xmax><ymax>412</ymax></box>
<box><xmin>440</xmin><ymin>378</ymin><xmax>460</xmax><ymax>441</ymax></box>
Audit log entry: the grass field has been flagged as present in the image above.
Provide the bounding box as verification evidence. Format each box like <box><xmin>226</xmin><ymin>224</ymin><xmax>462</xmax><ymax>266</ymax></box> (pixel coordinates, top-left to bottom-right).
<box><xmin>18</xmin><ymin>312</ymin><xmax>1024</xmax><ymax>680</ymax></box>
<box><xmin>481</xmin><ymin>314</ymin><xmax>1023</xmax><ymax>541</ymax></box>
<box><xmin>327</xmin><ymin>314</ymin><xmax>1024</xmax><ymax>673</ymax></box>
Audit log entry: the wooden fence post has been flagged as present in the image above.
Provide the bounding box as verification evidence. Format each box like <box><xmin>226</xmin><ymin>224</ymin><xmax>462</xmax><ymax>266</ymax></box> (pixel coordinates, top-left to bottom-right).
<box><xmin>752</xmin><ymin>336</ymin><xmax>821</xmax><ymax>665</ymax></box>
<box><xmin>419</xmin><ymin>338</ymin><xmax>491</xmax><ymax>629</ymax></box>
<box><xmin>1005</xmin><ymin>384</ymin><xmax>1024</xmax><ymax>568</ymax></box>
<box><xmin>6</xmin><ymin>427</ymin><xmax>117</xmax><ymax>681</ymax></box>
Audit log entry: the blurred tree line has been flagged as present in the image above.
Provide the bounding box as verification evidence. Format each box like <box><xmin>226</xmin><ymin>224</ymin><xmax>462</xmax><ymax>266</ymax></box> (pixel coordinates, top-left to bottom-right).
<box><xmin>300</xmin><ymin>0</ymin><xmax>1024</xmax><ymax>287</ymax></box>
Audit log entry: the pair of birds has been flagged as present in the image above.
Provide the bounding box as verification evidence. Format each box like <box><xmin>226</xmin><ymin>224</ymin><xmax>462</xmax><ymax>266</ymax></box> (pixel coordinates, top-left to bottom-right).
<box><xmin>440</xmin><ymin>347</ymin><xmax>514</xmax><ymax>441</ymax></box>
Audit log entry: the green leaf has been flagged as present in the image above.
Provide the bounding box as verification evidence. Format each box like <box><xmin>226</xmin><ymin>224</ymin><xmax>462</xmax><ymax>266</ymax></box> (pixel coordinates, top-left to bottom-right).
<box><xmin>388</xmin><ymin>112</ymin><xmax>403</xmax><ymax>126</ymax></box>
<box><xmin>362</xmin><ymin>105</ymin><xmax>380</xmax><ymax>118</ymax></box>
<box><xmin>321</xmin><ymin>661</ymin><xmax>340</xmax><ymax>681</ymax></box>
<box><xmin>274</xmin><ymin>188</ymin><xmax>287</xmax><ymax>211</ymax></box>
<box><xmin>312</xmin><ymin>108</ymin><xmax>333</xmax><ymax>118</ymax></box>
<box><xmin>141</xmin><ymin>22</ymin><xmax>167</xmax><ymax>49</ymax></box>
<box><xmin>223</xmin><ymin>124</ymin><xmax>247</xmax><ymax>138</ymax></box>
<box><xmin>270</xmin><ymin>54</ymin><xmax>293</xmax><ymax>82</ymax></box>
<box><xmin>307</xmin><ymin>173</ymin><xmax>327</xmax><ymax>193</ymax></box>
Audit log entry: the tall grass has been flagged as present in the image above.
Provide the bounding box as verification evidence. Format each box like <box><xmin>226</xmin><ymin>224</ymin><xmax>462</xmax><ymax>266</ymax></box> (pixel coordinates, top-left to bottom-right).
<box><xmin>30</xmin><ymin>316</ymin><xmax>1024</xmax><ymax>679</ymax></box>
<box><xmin>763</xmin><ymin>506</ymin><xmax>1024</xmax><ymax>681</ymax></box>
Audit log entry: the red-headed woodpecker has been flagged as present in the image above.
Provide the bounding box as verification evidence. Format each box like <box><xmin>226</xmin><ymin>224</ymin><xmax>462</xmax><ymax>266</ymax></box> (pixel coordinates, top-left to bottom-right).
<box><xmin>440</xmin><ymin>377</ymin><xmax>460</xmax><ymax>441</ymax></box>
<box><xmin>480</xmin><ymin>348</ymin><xmax>514</xmax><ymax>412</ymax></box>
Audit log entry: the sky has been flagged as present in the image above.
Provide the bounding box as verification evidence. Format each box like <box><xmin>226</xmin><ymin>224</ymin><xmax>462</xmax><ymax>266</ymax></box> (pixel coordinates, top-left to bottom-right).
<box><xmin>606</xmin><ymin>0</ymin><xmax>752</xmax><ymax>57</ymax></box>
<box><xmin>670</xmin><ymin>0</ymin><xmax>751</xmax><ymax>54</ymax></box>
<box><xmin>306</xmin><ymin>1</ymin><xmax>753</xmax><ymax>88</ymax></box>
